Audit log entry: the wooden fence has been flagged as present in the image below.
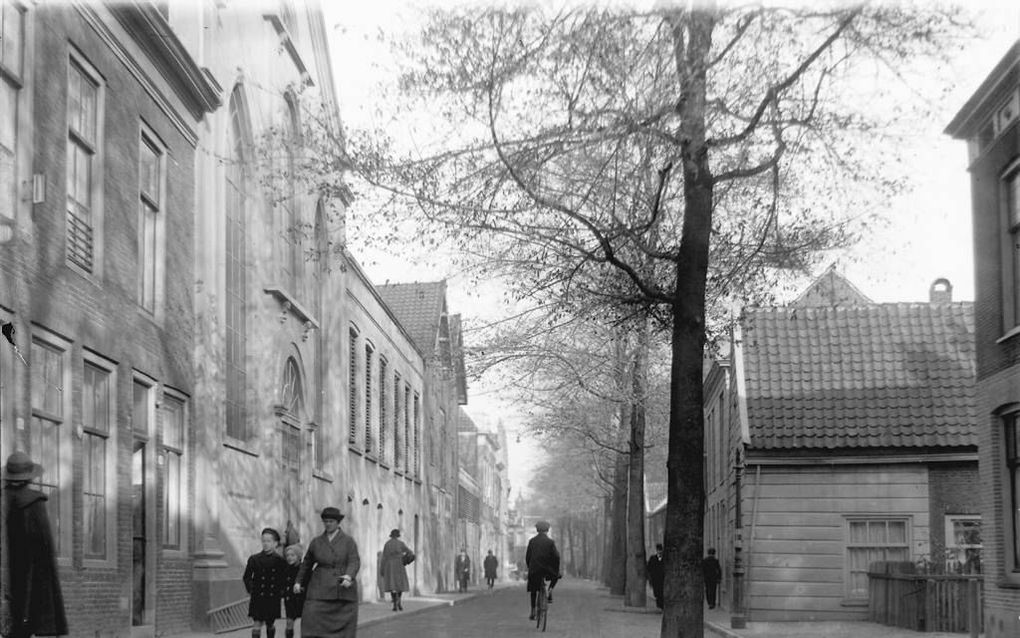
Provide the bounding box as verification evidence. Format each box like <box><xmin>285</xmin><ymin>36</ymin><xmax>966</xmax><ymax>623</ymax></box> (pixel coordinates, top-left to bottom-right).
<box><xmin>868</xmin><ymin>570</ymin><xmax>982</xmax><ymax>635</ymax></box>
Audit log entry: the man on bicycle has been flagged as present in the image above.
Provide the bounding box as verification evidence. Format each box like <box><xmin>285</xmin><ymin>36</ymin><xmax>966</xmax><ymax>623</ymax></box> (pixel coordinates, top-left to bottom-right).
<box><xmin>526</xmin><ymin>520</ymin><xmax>561</xmax><ymax>620</ymax></box>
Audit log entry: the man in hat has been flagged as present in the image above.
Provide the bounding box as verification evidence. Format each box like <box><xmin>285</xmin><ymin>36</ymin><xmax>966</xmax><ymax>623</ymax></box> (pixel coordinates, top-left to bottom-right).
<box><xmin>3</xmin><ymin>451</ymin><xmax>68</xmax><ymax>637</ymax></box>
<box><xmin>454</xmin><ymin>548</ymin><xmax>470</xmax><ymax>593</ymax></box>
<box><xmin>525</xmin><ymin>520</ymin><xmax>560</xmax><ymax>620</ymax></box>
<box><xmin>293</xmin><ymin>507</ymin><xmax>360</xmax><ymax>637</ymax></box>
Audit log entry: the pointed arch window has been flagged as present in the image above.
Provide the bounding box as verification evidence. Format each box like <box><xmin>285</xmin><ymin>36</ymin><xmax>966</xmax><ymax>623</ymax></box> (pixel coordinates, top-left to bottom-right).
<box><xmin>225</xmin><ymin>86</ymin><xmax>250</xmax><ymax>441</ymax></box>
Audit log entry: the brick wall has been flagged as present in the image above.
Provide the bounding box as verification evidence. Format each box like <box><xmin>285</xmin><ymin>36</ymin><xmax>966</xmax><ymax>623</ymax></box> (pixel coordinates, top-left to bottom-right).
<box><xmin>2</xmin><ymin>5</ymin><xmax>200</xmax><ymax>636</ymax></box>
<box><xmin>927</xmin><ymin>462</ymin><xmax>980</xmax><ymax>558</ymax></box>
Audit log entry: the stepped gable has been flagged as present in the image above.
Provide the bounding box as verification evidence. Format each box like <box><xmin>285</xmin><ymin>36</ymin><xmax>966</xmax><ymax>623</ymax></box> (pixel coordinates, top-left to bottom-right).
<box><xmin>741</xmin><ymin>300</ymin><xmax>976</xmax><ymax>450</ymax></box>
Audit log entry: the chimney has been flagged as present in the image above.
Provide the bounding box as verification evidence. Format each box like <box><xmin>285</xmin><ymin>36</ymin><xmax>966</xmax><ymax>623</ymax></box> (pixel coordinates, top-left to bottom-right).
<box><xmin>930</xmin><ymin>278</ymin><xmax>953</xmax><ymax>303</ymax></box>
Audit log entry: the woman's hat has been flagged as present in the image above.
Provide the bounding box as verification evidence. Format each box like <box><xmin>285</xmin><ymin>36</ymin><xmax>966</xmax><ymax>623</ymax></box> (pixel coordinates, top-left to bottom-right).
<box><xmin>390</xmin><ymin>529</ymin><xmax>401</xmax><ymax>538</ymax></box>
<box><xmin>3</xmin><ymin>451</ymin><xmax>43</xmax><ymax>482</ymax></box>
<box><xmin>320</xmin><ymin>506</ymin><xmax>344</xmax><ymax>522</ymax></box>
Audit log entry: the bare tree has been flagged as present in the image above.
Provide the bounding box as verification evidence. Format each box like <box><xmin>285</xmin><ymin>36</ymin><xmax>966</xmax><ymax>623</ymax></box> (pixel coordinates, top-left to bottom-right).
<box><xmin>284</xmin><ymin>4</ymin><xmax>966</xmax><ymax>634</ymax></box>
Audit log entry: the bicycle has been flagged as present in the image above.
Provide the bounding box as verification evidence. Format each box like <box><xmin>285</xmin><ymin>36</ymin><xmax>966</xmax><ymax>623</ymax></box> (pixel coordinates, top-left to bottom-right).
<box><xmin>535</xmin><ymin>577</ymin><xmax>550</xmax><ymax>632</ymax></box>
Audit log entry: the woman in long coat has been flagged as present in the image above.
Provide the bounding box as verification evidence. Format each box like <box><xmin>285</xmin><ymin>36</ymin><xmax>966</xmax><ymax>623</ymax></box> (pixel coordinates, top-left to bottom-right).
<box><xmin>4</xmin><ymin>451</ymin><xmax>68</xmax><ymax>638</ymax></box>
<box><xmin>379</xmin><ymin>529</ymin><xmax>414</xmax><ymax>611</ymax></box>
<box><xmin>294</xmin><ymin>508</ymin><xmax>361</xmax><ymax>638</ymax></box>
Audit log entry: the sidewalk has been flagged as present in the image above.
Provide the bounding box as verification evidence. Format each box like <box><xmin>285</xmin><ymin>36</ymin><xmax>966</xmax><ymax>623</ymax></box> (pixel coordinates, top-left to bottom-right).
<box><xmin>703</xmin><ymin>605</ymin><xmax>982</xmax><ymax>638</ymax></box>
<box><xmin>176</xmin><ymin>586</ymin><xmax>497</xmax><ymax>638</ymax></box>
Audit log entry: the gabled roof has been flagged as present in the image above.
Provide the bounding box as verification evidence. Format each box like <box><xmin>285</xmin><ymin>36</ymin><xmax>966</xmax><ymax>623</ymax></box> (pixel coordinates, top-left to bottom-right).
<box><xmin>376</xmin><ymin>281</ymin><xmax>447</xmax><ymax>355</ymax></box>
<box><xmin>791</xmin><ymin>267</ymin><xmax>872</xmax><ymax>308</ymax></box>
<box><xmin>740</xmin><ymin>301</ymin><xmax>976</xmax><ymax>451</ymax></box>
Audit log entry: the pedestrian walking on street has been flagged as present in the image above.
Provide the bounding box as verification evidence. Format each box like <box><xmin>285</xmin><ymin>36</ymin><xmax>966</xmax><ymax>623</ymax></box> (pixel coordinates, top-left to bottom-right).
<box><xmin>525</xmin><ymin>521</ymin><xmax>560</xmax><ymax>621</ymax></box>
<box><xmin>454</xmin><ymin>549</ymin><xmax>471</xmax><ymax>593</ymax></box>
<box><xmin>483</xmin><ymin>549</ymin><xmax>498</xmax><ymax>589</ymax></box>
<box><xmin>243</xmin><ymin>527</ymin><xmax>289</xmax><ymax>638</ymax></box>
<box><xmin>294</xmin><ymin>507</ymin><xmax>361</xmax><ymax>638</ymax></box>
<box><xmin>703</xmin><ymin>547</ymin><xmax>723</xmax><ymax>609</ymax></box>
<box><xmin>646</xmin><ymin>543</ymin><xmax>665</xmax><ymax>610</ymax></box>
<box><xmin>3</xmin><ymin>451</ymin><xmax>68</xmax><ymax>638</ymax></box>
<box><xmin>283</xmin><ymin>544</ymin><xmax>306</xmax><ymax>638</ymax></box>
<box><xmin>380</xmin><ymin>529</ymin><xmax>414</xmax><ymax>611</ymax></box>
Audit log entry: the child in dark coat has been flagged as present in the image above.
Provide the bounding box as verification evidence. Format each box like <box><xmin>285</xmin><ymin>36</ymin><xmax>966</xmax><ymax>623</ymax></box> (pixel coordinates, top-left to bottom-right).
<box><xmin>282</xmin><ymin>544</ymin><xmax>306</xmax><ymax>638</ymax></box>
<box><xmin>243</xmin><ymin>528</ymin><xmax>289</xmax><ymax>638</ymax></box>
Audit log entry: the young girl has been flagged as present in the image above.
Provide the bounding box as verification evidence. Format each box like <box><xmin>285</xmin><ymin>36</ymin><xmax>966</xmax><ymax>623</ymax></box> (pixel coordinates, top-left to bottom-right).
<box><xmin>282</xmin><ymin>544</ymin><xmax>305</xmax><ymax>638</ymax></box>
<box><xmin>243</xmin><ymin>528</ymin><xmax>289</xmax><ymax>638</ymax></box>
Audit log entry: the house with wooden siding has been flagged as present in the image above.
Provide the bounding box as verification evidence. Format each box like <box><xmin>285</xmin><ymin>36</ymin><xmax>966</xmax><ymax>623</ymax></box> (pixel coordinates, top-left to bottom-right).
<box><xmin>946</xmin><ymin>39</ymin><xmax>1020</xmax><ymax>638</ymax></box>
<box><xmin>708</xmin><ymin>271</ymin><xmax>979</xmax><ymax>621</ymax></box>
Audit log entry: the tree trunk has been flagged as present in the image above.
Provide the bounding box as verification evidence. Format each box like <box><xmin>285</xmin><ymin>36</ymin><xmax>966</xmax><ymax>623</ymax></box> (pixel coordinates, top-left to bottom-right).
<box><xmin>601</xmin><ymin>494</ymin><xmax>612</xmax><ymax>584</ymax></box>
<box><xmin>661</xmin><ymin>7</ymin><xmax>715</xmax><ymax>638</ymax></box>
<box><xmin>609</xmin><ymin>449</ymin><xmax>629</xmax><ymax>595</ymax></box>
<box><xmin>625</xmin><ymin>322</ymin><xmax>649</xmax><ymax>607</ymax></box>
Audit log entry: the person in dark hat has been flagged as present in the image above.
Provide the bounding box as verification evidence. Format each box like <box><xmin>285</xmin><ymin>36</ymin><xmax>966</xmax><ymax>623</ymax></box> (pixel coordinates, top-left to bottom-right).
<box><xmin>646</xmin><ymin>543</ymin><xmax>665</xmax><ymax>610</ymax></box>
<box><xmin>483</xmin><ymin>549</ymin><xmax>499</xmax><ymax>590</ymax></box>
<box><xmin>3</xmin><ymin>451</ymin><xmax>68</xmax><ymax>638</ymax></box>
<box><xmin>525</xmin><ymin>520</ymin><xmax>560</xmax><ymax>620</ymax></box>
<box><xmin>454</xmin><ymin>547</ymin><xmax>471</xmax><ymax>593</ymax></box>
<box><xmin>294</xmin><ymin>507</ymin><xmax>360</xmax><ymax>637</ymax></box>
<box><xmin>379</xmin><ymin>529</ymin><xmax>414</xmax><ymax>611</ymax></box>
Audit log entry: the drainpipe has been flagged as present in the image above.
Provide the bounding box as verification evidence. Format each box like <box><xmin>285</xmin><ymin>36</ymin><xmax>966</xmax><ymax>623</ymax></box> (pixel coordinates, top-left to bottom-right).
<box><xmin>730</xmin><ymin>446</ymin><xmax>746</xmax><ymax>629</ymax></box>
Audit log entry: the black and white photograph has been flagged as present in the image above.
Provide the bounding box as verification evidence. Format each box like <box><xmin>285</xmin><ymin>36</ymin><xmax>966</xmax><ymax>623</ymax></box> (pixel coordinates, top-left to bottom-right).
<box><xmin>0</xmin><ymin>1</ymin><xmax>1018</xmax><ymax>637</ymax></box>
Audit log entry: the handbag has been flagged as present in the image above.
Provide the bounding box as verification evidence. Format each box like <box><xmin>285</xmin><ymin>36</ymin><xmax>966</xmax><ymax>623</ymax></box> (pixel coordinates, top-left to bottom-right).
<box><xmin>402</xmin><ymin>550</ymin><xmax>416</xmax><ymax>566</ymax></box>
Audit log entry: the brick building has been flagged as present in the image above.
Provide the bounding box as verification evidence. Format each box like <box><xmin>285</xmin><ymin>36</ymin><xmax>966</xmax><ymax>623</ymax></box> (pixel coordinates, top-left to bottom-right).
<box><xmin>946</xmin><ymin>39</ymin><xmax>1020</xmax><ymax>638</ymax></box>
<box><xmin>0</xmin><ymin>1</ymin><xmax>218</xmax><ymax>636</ymax></box>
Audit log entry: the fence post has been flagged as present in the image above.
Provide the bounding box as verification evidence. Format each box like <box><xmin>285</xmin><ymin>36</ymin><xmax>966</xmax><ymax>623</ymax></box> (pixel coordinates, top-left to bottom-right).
<box><xmin>968</xmin><ymin>577</ymin><xmax>979</xmax><ymax>638</ymax></box>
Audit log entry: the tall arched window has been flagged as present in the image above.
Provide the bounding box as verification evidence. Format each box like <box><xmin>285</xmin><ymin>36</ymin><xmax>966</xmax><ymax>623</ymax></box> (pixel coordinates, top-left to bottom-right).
<box><xmin>225</xmin><ymin>86</ymin><xmax>249</xmax><ymax>441</ymax></box>
<box><xmin>279</xmin><ymin>356</ymin><xmax>304</xmax><ymax>529</ymax></box>
<box><xmin>281</xmin><ymin>93</ymin><xmax>302</xmax><ymax>292</ymax></box>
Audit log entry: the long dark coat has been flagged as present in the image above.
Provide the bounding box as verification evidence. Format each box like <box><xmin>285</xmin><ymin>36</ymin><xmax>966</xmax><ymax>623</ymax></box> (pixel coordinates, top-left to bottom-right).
<box><xmin>5</xmin><ymin>485</ymin><xmax>68</xmax><ymax>637</ymax></box>
<box><xmin>242</xmin><ymin>550</ymin><xmax>288</xmax><ymax>621</ymax></box>
<box><xmin>483</xmin><ymin>554</ymin><xmax>498</xmax><ymax>579</ymax></box>
<box><xmin>525</xmin><ymin>533</ymin><xmax>560</xmax><ymax>592</ymax></box>
<box><xmin>296</xmin><ymin>530</ymin><xmax>361</xmax><ymax>638</ymax></box>
<box><xmin>379</xmin><ymin>538</ymin><xmax>411</xmax><ymax>593</ymax></box>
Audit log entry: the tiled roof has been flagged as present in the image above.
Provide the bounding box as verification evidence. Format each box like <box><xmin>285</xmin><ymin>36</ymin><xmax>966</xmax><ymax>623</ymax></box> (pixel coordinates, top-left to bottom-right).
<box><xmin>741</xmin><ymin>302</ymin><xmax>976</xmax><ymax>450</ymax></box>
<box><xmin>375</xmin><ymin>281</ymin><xmax>447</xmax><ymax>355</ymax></box>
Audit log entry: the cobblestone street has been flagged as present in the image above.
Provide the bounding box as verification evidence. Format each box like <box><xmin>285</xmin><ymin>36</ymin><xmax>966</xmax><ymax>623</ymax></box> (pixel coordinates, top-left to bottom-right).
<box><xmin>360</xmin><ymin>579</ymin><xmax>662</xmax><ymax>638</ymax></box>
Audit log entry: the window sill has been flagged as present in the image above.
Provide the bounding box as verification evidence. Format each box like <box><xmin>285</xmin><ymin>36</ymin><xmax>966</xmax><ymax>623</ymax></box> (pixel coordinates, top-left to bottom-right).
<box><xmin>378</xmin><ymin>461</ymin><xmax>391</xmax><ymax>470</ymax></box>
<box><xmin>161</xmin><ymin>547</ymin><xmax>188</xmax><ymax>560</ymax></box>
<box><xmin>995</xmin><ymin>578</ymin><xmax>1020</xmax><ymax>589</ymax></box>
<box><xmin>83</xmin><ymin>558</ymin><xmax>116</xmax><ymax>570</ymax></box>
<box><xmin>996</xmin><ymin>325</ymin><xmax>1020</xmax><ymax>343</ymax></box>
<box><xmin>223</xmin><ymin>439</ymin><xmax>259</xmax><ymax>457</ymax></box>
<box><xmin>840</xmin><ymin>599</ymin><xmax>869</xmax><ymax>607</ymax></box>
<box><xmin>349</xmin><ymin>446</ymin><xmax>364</xmax><ymax>456</ymax></box>
<box><xmin>313</xmin><ymin>470</ymin><xmax>333</xmax><ymax>483</ymax></box>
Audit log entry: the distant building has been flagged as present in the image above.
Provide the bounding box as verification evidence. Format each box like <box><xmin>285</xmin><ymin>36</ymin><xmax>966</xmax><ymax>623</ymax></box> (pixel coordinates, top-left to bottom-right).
<box><xmin>706</xmin><ymin>272</ymin><xmax>979</xmax><ymax>621</ymax></box>
<box><xmin>946</xmin><ymin>39</ymin><xmax>1020</xmax><ymax>638</ymax></box>
<box><xmin>453</xmin><ymin>408</ymin><xmax>507</xmax><ymax>586</ymax></box>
